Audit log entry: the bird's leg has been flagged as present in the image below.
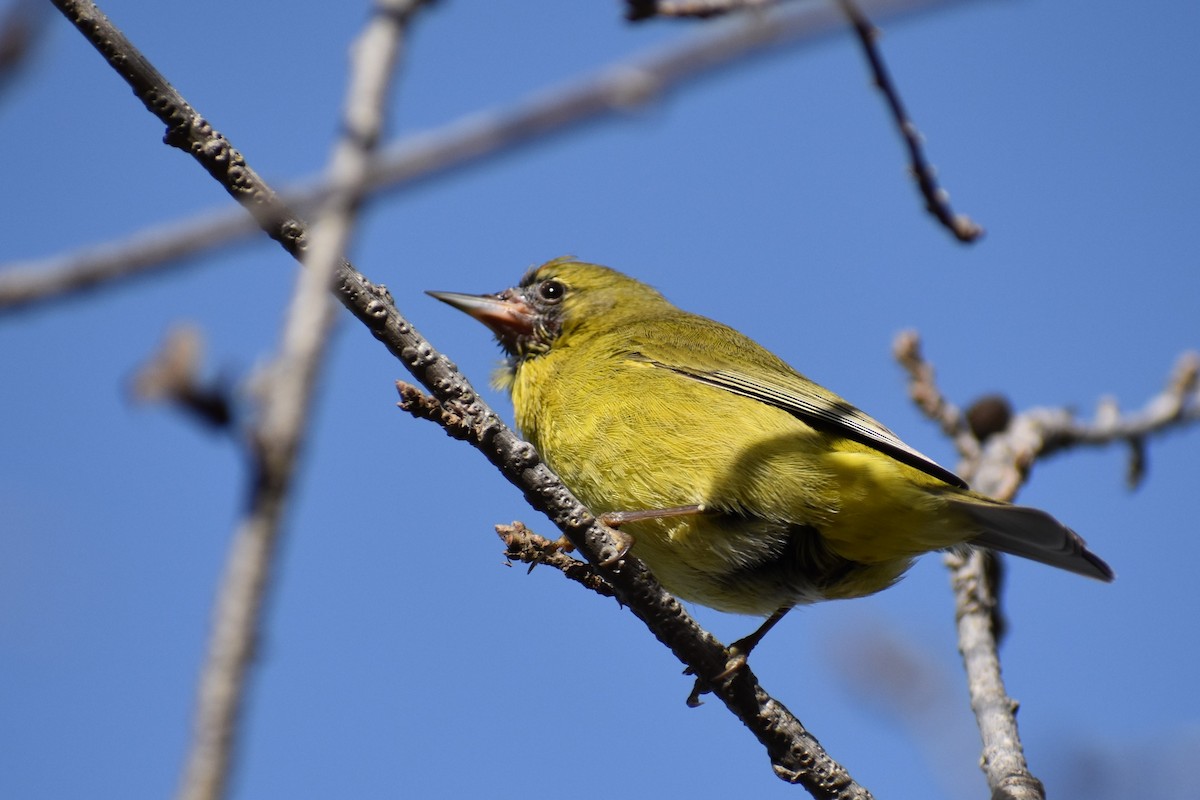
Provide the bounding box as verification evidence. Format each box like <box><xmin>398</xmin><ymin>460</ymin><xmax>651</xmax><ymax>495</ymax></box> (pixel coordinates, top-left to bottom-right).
<box><xmin>684</xmin><ymin>605</ymin><xmax>794</xmax><ymax>706</ymax></box>
<box><xmin>598</xmin><ymin>504</ymin><xmax>705</xmax><ymax>527</ymax></box>
<box><xmin>595</xmin><ymin>504</ymin><xmax>705</xmax><ymax>567</ymax></box>
<box><xmin>720</xmin><ymin>605</ymin><xmax>793</xmax><ymax>678</ymax></box>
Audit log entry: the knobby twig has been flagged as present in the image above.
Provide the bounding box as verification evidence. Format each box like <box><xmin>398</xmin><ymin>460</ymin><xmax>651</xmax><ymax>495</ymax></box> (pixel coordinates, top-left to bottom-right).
<box><xmin>895</xmin><ymin>332</ymin><xmax>1200</xmax><ymax>800</ymax></box>
<box><xmin>893</xmin><ymin>329</ymin><xmax>980</xmax><ymax>461</ymax></box>
<box><xmin>173</xmin><ymin>3</ymin><xmax>431</xmax><ymax>800</ymax></box>
<box><xmin>2</xmin><ymin>0</ymin><xmax>972</xmax><ymax>313</ymax></box>
<box><xmin>495</xmin><ymin>520</ymin><xmax>620</xmax><ymax>600</ymax></box>
<box><xmin>52</xmin><ymin>1</ymin><xmax>871</xmax><ymax>796</ymax></box>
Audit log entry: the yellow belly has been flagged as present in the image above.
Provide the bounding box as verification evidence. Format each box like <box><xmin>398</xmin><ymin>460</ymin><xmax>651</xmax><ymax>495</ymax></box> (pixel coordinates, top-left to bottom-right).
<box><xmin>510</xmin><ymin>352</ymin><xmax>967</xmax><ymax>614</ymax></box>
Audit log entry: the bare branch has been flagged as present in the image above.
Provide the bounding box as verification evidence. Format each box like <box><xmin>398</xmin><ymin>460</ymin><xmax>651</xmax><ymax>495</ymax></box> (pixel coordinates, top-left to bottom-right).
<box><xmin>2</xmin><ymin>0</ymin><xmax>972</xmax><ymax>313</ymax></box>
<box><xmin>946</xmin><ymin>548</ymin><xmax>1043</xmax><ymax>800</ymax></box>
<box><xmin>395</xmin><ymin>379</ymin><xmax>472</xmax><ymax>440</ymax></box>
<box><xmin>968</xmin><ymin>352</ymin><xmax>1200</xmax><ymax>502</ymax></box>
<box><xmin>51</xmin><ymin>0</ymin><xmax>874</xmax><ymax>795</ymax></box>
<box><xmin>1038</xmin><ymin>350</ymin><xmax>1200</xmax><ymax>455</ymax></box>
<box><xmin>838</xmin><ymin>0</ymin><xmax>982</xmax><ymax>242</ymax></box>
<box><xmin>627</xmin><ymin>0</ymin><xmax>982</xmax><ymax>241</ymax></box>
<box><xmin>892</xmin><ymin>329</ymin><xmax>979</xmax><ymax>462</ymax></box>
<box><xmin>496</xmin><ymin>521</ymin><xmax>619</xmax><ymax>600</ymax></box>
<box><xmin>897</xmin><ymin>337</ymin><xmax>1200</xmax><ymax>800</ymax></box>
<box><xmin>0</xmin><ymin>210</ymin><xmax>258</xmax><ymax>312</ymax></box>
<box><xmin>174</xmin><ymin>3</ymin><xmax>430</xmax><ymax>800</ymax></box>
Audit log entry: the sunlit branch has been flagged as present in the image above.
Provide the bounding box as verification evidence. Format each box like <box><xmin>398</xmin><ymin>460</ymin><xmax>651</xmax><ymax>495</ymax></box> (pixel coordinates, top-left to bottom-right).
<box><xmin>896</xmin><ymin>331</ymin><xmax>1200</xmax><ymax>800</ymax></box>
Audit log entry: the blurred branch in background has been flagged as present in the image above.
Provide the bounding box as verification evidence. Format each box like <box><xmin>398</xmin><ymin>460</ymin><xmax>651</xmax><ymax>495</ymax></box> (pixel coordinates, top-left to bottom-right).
<box><xmin>0</xmin><ymin>0</ymin><xmax>49</xmax><ymax>100</ymax></box>
<box><xmin>826</xmin><ymin>620</ymin><xmax>984</xmax><ymax>799</ymax></box>
<box><xmin>895</xmin><ymin>331</ymin><xmax>1200</xmax><ymax>800</ymax></box>
<box><xmin>172</xmin><ymin>3</ymin><xmax>432</xmax><ymax>800</ymax></box>
<box><xmin>0</xmin><ymin>0</ymin><xmax>973</xmax><ymax>313</ymax></box>
<box><xmin>626</xmin><ymin>0</ymin><xmax>779</xmax><ymax>18</ymax></box>
<box><xmin>130</xmin><ymin>325</ymin><xmax>235</xmax><ymax>431</ymax></box>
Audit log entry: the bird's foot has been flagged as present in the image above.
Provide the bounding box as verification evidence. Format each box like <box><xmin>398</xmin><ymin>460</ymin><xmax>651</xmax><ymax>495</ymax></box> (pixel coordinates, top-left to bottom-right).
<box><xmin>597</xmin><ymin>527</ymin><xmax>634</xmax><ymax>568</ymax></box>
<box><xmin>681</xmin><ymin>646</ymin><xmax>750</xmax><ymax>707</ymax></box>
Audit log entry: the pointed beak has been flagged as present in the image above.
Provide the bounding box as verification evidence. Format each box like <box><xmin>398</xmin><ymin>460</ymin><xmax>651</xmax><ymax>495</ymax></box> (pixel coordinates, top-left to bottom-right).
<box><xmin>426</xmin><ymin>289</ymin><xmax>536</xmax><ymax>339</ymax></box>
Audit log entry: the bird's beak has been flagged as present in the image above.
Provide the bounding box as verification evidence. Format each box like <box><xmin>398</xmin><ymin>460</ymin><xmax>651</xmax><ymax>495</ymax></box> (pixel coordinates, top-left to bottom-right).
<box><xmin>426</xmin><ymin>289</ymin><xmax>536</xmax><ymax>339</ymax></box>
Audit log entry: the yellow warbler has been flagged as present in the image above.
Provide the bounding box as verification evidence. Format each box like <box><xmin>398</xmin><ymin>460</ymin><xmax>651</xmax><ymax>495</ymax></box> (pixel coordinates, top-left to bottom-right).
<box><xmin>430</xmin><ymin>258</ymin><xmax>1111</xmax><ymax>645</ymax></box>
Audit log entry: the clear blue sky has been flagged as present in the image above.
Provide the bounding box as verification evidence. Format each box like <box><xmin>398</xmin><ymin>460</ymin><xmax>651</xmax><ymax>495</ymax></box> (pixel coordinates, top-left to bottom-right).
<box><xmin>2</xmin><ymin>2</ymin><xmax>1197</xmax><ymax>798</ymax></box>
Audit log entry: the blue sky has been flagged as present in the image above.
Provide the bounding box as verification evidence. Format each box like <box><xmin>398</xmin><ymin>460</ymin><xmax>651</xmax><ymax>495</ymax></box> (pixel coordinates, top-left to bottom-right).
<box><xmin>2</xmin><ymin>1</ymin><xmax>1197</xmax><ymax>799</ymax></box>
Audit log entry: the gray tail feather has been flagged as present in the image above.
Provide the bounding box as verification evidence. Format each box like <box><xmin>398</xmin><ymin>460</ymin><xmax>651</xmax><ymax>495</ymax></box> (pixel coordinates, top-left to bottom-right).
<box><xmin>951</xmin><ymin>500</ymin><xmax>1114</xmax><ymax>582</ymax></box>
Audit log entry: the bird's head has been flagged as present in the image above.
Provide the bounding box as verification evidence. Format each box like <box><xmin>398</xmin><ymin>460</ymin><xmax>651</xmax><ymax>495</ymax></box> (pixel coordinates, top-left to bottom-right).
<box><xmin>428</xmin><ymin>257</ymin><xmax>670</xmax><ymax>361</ymax></box>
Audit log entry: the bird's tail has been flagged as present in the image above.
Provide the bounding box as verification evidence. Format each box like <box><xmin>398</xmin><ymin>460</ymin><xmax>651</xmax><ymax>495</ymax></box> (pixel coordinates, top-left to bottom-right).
<box><xmin>949</xmin><ymin>497</ymin><xmax>1114</xmax><ymax>582</ymax></box>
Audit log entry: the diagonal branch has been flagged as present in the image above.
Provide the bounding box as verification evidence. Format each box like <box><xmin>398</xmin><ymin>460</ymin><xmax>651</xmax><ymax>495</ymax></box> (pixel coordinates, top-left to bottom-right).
<box><xmin>50</xmin><ymin>1</ymin><xmax>872</xmax><ymax>796</ymax></box>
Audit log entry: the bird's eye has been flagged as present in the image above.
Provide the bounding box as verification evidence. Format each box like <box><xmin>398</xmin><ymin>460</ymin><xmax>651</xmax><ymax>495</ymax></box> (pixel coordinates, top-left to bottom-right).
<box><xmin>537</xmin><ymin>279</ymin><xmax>566</xmax><ymax>303</ymax></box>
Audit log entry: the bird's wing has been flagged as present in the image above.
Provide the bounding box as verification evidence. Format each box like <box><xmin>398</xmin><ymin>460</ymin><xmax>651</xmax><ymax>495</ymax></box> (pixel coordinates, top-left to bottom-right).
<box><xmin>636</xmin><ymin>356</ymin><xmax>967</xmax><ymax>489</ymax></box>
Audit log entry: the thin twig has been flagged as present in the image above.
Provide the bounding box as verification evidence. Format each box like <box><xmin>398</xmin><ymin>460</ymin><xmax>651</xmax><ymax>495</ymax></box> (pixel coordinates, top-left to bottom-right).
<box><xmin>894</xmin><ymin>355</ymin><xmax>1041</xmax><ymax>800</ymax></box>
<box><xmin>175</xmin><ymin>3</ymin><xmax>429</xmax><ymax>800</ymax></box>
<box><xmin>2</xmin><ymin>0</ymin><xmax>972</xmax><ymax>313</ymax></box>
<box><xmin>628</xmin><ymin>0</ymin><xmax>983</xmax><ymax>241</ymax></box>
<box><xmin>896</xmin><ymin>335</ymin><xmax>1200</xmax><ymax>800</ymax></box>
<box><xmin>51</xmin><ymin>1</ymin><xmax>872</xmax><ymax>796</ymax></box>
<box><xmin>968</xmin><ymin>352</ymin><xmax>1200</xmax><ymax>503</ymax></box>
<box><xmin>839</xmin><ymin>0</ymin><xmax>983</xmax><ymax>242</ymax></box>
<box><xmin>626</xmin><ymin>0</ymin><xmax>777</xmax><ymax>20</ymax></box>
<box><xmin>893</xmin><ymin>329</ymin><xmax>979</xmax><ymax>463</ymax></box>
<box><xmin>1038</xmin><ymin>351</ymin><xmax>1200</xmax><ymax>452</ymax></box>
<box><xmin>496</xmin><ymin>521</ymin><xmax>620</xmax><ymax>600</ymax></box>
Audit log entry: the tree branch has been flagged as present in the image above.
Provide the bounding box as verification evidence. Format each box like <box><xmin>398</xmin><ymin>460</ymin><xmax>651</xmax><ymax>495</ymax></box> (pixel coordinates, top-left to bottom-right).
<box><xmin>893</xmin><ymin>329</ymin><xmax>980</xmax><ymax>461</ymax></box>
<box><xmin>494</xmin><ymin>520</ymin><xmax>621</xmax><ymax>601</ymax></box>
<box><xmin>172</xmin><ymin>3</ymin><xmax>431</xmax><ymax>800</ymax></box>
<box><xmin>838</xmin><ymin>0</ymin><xmax>982</xmax><ymax>242</ymax></box>
<box><xmin>896</xmin><ymin>331</ymin><xmax>1200</xmax><ymax>800</ymax></box>
<box><xmin>50</xmin><ymin>0</ymin><xmax>872</xmax><ymax>796</ymax></box>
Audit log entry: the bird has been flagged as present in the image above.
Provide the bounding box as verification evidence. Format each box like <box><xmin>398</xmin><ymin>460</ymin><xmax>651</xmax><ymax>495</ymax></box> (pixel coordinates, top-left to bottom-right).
<box><xmin>429</xmin><ymin>257</ymin><xmax>1112</xmax><ymax>654</ymax></box>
